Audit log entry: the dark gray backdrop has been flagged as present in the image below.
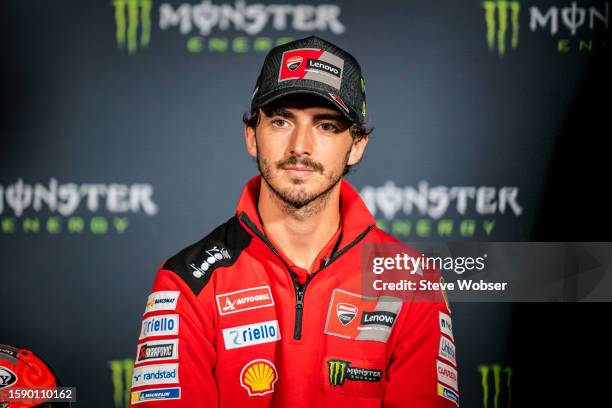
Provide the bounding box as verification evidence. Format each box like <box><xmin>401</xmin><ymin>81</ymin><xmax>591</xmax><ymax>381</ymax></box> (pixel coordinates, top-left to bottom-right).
<box><xmin>1</xmin><ymin>0</ymin><xmax>610</xmax><ymax>406</ymax></box>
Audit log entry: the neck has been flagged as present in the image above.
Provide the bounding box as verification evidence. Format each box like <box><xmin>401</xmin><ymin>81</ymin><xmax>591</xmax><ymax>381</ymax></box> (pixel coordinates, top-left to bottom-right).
<box><xmin>257</xmin><ymin>178</ymin><xmax>342</xmax><ymax>272</ymax></box>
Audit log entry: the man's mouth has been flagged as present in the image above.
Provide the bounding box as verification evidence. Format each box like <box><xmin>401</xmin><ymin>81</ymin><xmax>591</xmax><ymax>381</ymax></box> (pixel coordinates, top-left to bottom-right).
<box><xmin>283</xmin><ymin>166</ymin><xmax>315</xmax><ymax>176</ymax></box>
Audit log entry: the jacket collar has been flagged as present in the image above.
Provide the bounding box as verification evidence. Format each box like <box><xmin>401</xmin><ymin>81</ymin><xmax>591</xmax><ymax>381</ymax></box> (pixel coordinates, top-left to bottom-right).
<box><xmin>235</xmin><ymin>174</ymin><xmax>376</xmax><ymax>249</ymax></box>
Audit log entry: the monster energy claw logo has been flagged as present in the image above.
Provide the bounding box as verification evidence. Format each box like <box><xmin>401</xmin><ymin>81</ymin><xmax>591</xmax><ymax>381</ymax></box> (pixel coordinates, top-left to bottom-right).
<box><xmin>479</xmin><ymin>364</ymin><xmax>512</xmax><ymax>408</ymax></box>
<box><xmin>327</xmin><ymin>359</ymin><xmax>382</xmax><ymax>386</ymax></box>
<box><xmin>113</xmin><ymin>0</ymin><xmax>153</xmax><ymax>53</ymax></box>
<box><xmin>482</xmin><ymin>1</ymin><xmax>521</xmax><ymax>56</ymax></box>
<box><xmin>109</xmin><ymin>359</ymin><xmax>134</xmax><ymax>408</ymax></box>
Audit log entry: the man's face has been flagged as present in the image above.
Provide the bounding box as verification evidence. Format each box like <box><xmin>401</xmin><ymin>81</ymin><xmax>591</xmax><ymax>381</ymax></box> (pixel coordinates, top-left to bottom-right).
<box><xmin>244</xmin><ymin>95</ymin><xmax>368</xmax><ymax>208</ymax></box>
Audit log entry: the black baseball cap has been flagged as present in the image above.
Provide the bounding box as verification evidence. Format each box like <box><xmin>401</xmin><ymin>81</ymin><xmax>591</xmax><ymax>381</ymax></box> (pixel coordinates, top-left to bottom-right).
<box><xmin>250</xmin><ymin>35</ymin><xmax>367</xmax><ymax>125</ymax></box>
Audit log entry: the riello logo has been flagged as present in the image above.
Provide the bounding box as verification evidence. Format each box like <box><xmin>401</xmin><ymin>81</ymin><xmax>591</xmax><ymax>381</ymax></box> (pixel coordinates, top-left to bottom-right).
<box><xmin>481</xmin><ymin>0</ymin><xmax>521</xmax><ymax>57</ymax></box>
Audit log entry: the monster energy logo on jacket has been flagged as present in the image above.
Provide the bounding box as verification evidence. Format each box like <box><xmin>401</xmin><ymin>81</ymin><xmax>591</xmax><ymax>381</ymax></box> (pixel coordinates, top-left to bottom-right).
<box><xmin>327</xmin><ymin>359</ymin><xmax>382</xmax><ymax>386</ymax></box>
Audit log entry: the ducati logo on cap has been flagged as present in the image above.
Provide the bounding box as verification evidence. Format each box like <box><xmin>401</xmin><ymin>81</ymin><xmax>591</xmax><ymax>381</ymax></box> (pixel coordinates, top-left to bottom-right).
<box><xmin>336</xmin><ymin>303</ymin><xmax>358</xmax><ymax>326</ymax></box>
<box><xmin>286</xmin><ymin>56</ymin><xmax>303</xmax><ymax>71</ymax></box>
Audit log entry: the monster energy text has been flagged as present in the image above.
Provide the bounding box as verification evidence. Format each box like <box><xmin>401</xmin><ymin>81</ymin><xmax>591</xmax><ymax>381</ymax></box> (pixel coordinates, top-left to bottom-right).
<box><xmin>327</xmin><ymin>359</ymin><xmax>382</xmax><ymax>386</ymax></box>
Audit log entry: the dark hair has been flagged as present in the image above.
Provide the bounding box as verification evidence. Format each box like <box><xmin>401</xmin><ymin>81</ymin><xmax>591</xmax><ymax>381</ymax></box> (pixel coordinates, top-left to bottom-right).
<box><xmin>242</xmin><ymin>97</ymin><xmax>374</xmax><ymax>176</ymax></box>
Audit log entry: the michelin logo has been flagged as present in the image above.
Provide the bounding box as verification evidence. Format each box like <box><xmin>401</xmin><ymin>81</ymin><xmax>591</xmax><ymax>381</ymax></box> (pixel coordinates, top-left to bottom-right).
<box><xmin>131</xmin><ymin>387</ymin><xmax>181</xmax><ymax>404</ymax></box>
<box><xmin>222</xmin><ymin>320</ymin><xmax>281</xmax><ymax>350</ymax></box>
<box><xmin>144</xmin><ymin>291</ymin><xmax>180</xmax><ymax>314</ymax></box>
<box><xmin>131</xmin><ymin>364</ymin><xmax>179</xmax><ymax>388</ymax></box>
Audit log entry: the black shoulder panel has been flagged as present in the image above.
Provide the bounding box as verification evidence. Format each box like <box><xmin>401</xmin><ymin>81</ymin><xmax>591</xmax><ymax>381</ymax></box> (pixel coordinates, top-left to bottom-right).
<box><xmin>162</xmin><ymin>215</ymin><xmax>252</xmax><ymax>295</ymax></box>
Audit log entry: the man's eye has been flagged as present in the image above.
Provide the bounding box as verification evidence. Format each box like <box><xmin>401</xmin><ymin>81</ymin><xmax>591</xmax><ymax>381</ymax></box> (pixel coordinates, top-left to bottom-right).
<box><xmin>271</xmin><ymin>119</ymin><xmax>288</xmax><ymax>127</ymax></box>
<box><xmin>320</xmin><ymin>122</ymin><xmax>339</xmax><ymax>132</ymax></box>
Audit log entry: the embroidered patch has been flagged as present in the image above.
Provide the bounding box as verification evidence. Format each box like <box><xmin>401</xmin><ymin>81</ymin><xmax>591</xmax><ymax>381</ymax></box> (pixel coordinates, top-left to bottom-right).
<box><xmin>324</xmin><ymin>288</ymin><xmax>402</xmax><ymax>343</ymax></box>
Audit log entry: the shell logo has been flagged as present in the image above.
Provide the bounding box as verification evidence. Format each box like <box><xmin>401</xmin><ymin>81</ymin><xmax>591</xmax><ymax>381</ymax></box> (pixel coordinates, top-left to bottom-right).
<box><xmin>240</xmin><ymin>359</ymin><xmax>278</xmax><ymax>396</ymax></box>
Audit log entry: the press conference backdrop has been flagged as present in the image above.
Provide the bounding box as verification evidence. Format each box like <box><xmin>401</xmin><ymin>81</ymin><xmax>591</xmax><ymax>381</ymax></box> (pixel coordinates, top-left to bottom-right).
<box><xmin>1</xmin><ymin>0</ymin><xmax>610</xmax><ymax>406</ymax></box>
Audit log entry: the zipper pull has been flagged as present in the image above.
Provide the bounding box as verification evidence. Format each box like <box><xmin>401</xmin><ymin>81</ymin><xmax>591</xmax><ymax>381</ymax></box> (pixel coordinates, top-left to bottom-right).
<box><xmin>320</xmin><ymin>257</ymin><xmax>330</xmax><ymax>268</ymax></box>
<box><xmin>296</xmin><ymin>289</ymin><xmax>304</xmax><ymax>309</ymax></box>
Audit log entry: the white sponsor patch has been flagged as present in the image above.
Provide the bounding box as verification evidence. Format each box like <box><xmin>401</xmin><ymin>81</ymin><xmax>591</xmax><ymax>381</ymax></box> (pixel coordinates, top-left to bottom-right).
<box><xmin>439</xmin><ymin>311</ymin><xmax>454</xmax><ymax>341</ymax></box>
<box><xmin>216</xmin><ymin>286</ymin><xmax>274</xmax><ymax>316</ymax></box>
<box><xmin>438</xmin><ymin>336</ymin><xmax>456</xmax><ymax>366</ymax></box>
<box><xmin>144</xmin><ymin>291</ymin><xmax>180</xmax><ymax>314</ymax></box>
<box><xmin>131</xmin><ymin>364</ymin><xmax>179</xmax><ymax>388</ymax></box>
<box><xmin>131</xmin><ymin>387</ymin><xmax>181</xmax><ymax>404</ymax></box>
<box><xmin>136</xmin><ymin>339</ymin><xmax>179</xmax><ymax>363</ymax></box>
<box><xmin>222</xmin><ymin>320</ymin><xmax>281</xmax><ymax>350</ymax></box>
<box><xmin>139</xmin><ymin>314</ymin><xmax>179</xmax><ymax>340</ymax></box>
<box><xmin>437</xmin><ymin>383</ymin><xmax>459</xmax><ymax>406</ymax></box>
<box><xmin>436</xmin><ymin>360</ymin><xmax>458</xmax><ymax>391</ymax></box>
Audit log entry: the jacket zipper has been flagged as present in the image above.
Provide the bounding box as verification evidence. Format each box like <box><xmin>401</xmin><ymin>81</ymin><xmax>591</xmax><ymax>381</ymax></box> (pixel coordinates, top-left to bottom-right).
<box><xmin>239</xmin><ymin>211</ymin><xmax>375</xmax><ymax>340</ymax></box>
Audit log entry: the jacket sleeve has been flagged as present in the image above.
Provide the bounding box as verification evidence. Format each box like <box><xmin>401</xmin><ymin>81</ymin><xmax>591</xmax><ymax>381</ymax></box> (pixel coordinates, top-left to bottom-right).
<box><xmin>382</xmin><ymin>292</ymin><xmax>459</xmax><ymax>407</ymax></box>
<box><xmin>129</xmin><ymin>265</ymin><xmax>219</xmax><ymax>406</ymax></box>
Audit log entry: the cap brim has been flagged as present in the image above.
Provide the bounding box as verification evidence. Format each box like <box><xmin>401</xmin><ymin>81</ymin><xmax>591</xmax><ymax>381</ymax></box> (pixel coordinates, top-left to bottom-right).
<box><xmin>253</xmin><ymin>86</ymin><xmax>357</xmax><ymax>124</ymax></box>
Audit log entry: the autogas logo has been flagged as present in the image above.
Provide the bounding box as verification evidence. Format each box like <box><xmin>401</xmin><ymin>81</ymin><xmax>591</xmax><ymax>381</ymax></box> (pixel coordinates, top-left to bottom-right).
<box><xmin>0</xmin><ymin>178</ymin><xmax>158</xmax><ymax>235</ymax></box>
<box><xmin>482</xmin><ymin>1</ymin><xmax>610</xmax><ymax>56</ymax></box>
<box><xmin>111</xmin><ymin>0</ymin><xmax>347</xmax><ymax>54</ymax></box>
<box><xmin>216</xmin><ymin>286</ymin><xmax>275</xmax><ymax>315</ymax></box>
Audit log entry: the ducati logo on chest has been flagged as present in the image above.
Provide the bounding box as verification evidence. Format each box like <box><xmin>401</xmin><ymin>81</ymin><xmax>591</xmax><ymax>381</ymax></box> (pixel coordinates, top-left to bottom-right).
<box><xmin>336</xmin><ymin>303</ymin><xmax>358</xmax><ymax>326</ymax></box>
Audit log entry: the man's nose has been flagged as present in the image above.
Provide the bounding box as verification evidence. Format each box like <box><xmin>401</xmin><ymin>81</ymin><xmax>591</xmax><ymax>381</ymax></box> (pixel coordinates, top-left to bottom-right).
<box><xmin>288</xmin><ymin>124</ymin><xmax>314</xmax><ymax>157</ymax></box>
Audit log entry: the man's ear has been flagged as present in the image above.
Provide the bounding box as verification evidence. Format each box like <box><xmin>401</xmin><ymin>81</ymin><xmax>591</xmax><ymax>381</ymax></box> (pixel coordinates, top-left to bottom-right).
<box><xmin>347</xmin><ymin>135</ymin><xmax>369</xmax><ymax>166</ymax></box>
<box><xmin>244</xmin><ymin>124</ymin><xmax>257</xmax><ymax>158</ymax></box>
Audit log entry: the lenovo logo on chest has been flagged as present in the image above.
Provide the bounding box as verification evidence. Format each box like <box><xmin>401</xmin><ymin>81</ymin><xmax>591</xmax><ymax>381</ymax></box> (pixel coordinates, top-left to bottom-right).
<box><xmin>360</xmin><ymin>311</ymin><xmax>397</xmax><ymax>328</ymax></box>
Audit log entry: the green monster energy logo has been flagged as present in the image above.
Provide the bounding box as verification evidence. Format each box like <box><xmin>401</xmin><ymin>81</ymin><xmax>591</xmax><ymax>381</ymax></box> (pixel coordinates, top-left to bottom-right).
<box><xmin>327</xmin><ymin>359</ymin><xmax>382</xmax><ymax>386</ymax></box>
<box><xmin>112</xmin><ymin>0</ymin><xmax>153</xmax><ymax>54</ymax></box>
<box><xmin>478</xmin><ymin>364</ymin><xmax>512</xmax><ymax>408</ymax></box>
<box><xmin>482</xmin><ymin>1</ymin><xmax>521</xmax><ymax>56</ymax></box>
<box><xmin>109</xmin><ymin>359</ymin><xmax>134</xmax><ymax>408</ymax></box>
<box><xmin>328</xmin><ymin>360</ymin><xmax>349</xmax><ymax>386</ymax></box>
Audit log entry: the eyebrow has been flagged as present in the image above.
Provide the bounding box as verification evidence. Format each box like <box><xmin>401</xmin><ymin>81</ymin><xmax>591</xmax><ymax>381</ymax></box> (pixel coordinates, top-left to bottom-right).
<box><xmin>268</xmin><ymin>107</ymin><xmax>344</xmax><ymax>122</ymax></box>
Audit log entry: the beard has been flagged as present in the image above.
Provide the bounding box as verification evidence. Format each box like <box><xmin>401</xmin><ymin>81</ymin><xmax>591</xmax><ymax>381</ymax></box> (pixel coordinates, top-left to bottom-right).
<box><xmin>256</xmin><ymin>149</ymin><xmax>351</xmax><ymax>209</ymax></box>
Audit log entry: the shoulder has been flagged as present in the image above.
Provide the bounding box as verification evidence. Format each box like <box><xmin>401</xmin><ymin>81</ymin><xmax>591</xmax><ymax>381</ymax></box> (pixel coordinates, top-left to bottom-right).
<box><xmin>161</xmin><ymin>215</ymin><xmax>253</xmax><ymax>295</ymax></box>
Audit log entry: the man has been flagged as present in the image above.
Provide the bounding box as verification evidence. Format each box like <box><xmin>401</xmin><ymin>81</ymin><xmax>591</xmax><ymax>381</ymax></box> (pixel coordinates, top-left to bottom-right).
<box><xmin>129</xmin><ymin>35</ymin><xmax>459</xmax><ymax>407</ymax></box>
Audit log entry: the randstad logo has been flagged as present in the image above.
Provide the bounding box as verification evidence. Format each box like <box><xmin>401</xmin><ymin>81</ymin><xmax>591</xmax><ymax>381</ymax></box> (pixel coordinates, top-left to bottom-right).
<box><xmin>112</xmin><ymin>0</ymin><xmax>153</xmax><ymax>54</ymax></box>
<box><xmin>482</xmin><ymin>0</ymin><xmax>521</xmax><ymax>56</ymax></box>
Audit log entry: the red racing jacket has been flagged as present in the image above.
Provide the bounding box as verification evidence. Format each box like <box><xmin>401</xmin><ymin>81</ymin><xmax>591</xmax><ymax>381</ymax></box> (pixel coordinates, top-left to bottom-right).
<box><xmin>129</xmin><ymin>175</ymin><xmax>459</xmax><ymax>407</ymax></box>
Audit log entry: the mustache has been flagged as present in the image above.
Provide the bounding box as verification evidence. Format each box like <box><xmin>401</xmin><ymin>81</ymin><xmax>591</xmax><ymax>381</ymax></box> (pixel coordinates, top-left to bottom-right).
<box><xmin>277</xmin><ymin>156</ymin><xmax>324</xmax><ymax>173</ymax></box>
